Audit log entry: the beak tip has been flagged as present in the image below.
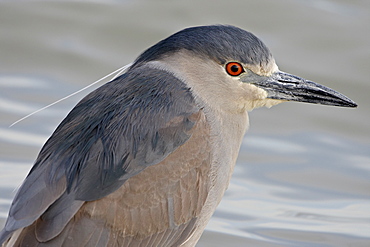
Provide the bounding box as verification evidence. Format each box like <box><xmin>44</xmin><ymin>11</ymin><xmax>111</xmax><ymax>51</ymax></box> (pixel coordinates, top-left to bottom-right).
<box><xmin>338</xmin><ymin>96</ymin><xmax>357</xmax><ymax>108</ymax></box>
<box><xmin>348</xmin><ymin>102</ymin><xmax>358</xmax><ymax>108</ymax></box>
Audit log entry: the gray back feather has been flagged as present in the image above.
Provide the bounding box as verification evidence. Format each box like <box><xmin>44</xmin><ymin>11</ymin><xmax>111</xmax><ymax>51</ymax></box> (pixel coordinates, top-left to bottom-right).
<box><xmin>0</xmin><ymin>66</ymin><xmax>200</xmax><ymax>243</ymax></box>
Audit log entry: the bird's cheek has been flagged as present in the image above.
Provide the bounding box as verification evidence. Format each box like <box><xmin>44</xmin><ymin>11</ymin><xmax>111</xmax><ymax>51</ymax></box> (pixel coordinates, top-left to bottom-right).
<box><xmin>235</xmin><ymin>84</ymin><xmax>267</xmax><ymax>111</ymax></box>
<box><xmin>242</xmin><ymin>83</ymin><xmax>268</xmax><ymax>101</ymax></box>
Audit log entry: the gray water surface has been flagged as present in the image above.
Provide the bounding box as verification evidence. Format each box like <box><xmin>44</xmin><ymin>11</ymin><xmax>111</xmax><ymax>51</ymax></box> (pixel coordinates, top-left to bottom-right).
<box><xmin>0</xmin><ymin>1</ymin><xmax>369</xmax><ymax>246</ymax></box>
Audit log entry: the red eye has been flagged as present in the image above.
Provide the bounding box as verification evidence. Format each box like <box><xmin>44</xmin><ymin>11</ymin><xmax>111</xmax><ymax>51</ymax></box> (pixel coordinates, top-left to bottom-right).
<box><xmin>225</xmin><ymin>62</ymin><xmax>244</xmax><ymax>76</ymax></box>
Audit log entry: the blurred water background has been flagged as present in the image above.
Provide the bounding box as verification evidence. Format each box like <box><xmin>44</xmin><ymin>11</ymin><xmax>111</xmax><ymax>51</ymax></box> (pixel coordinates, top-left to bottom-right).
<box><xmin>0</xmin><ymin>1</ymin><xmax>369</xmax><ymax>246</ymax></box>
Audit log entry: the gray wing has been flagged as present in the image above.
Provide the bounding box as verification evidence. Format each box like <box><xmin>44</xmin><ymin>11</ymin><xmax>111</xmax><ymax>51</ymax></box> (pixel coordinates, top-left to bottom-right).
<box><xmin>0</xmin><ymin>66</ymin><xmax>201</xmax><ymax>244</ymax></box>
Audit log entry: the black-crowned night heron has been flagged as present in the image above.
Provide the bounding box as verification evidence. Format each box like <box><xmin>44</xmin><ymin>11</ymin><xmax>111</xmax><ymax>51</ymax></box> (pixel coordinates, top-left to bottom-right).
<box><xmin>0</xmin><ymin>25</ymin><xmax>357</xmax><ymax>247</ymax></box>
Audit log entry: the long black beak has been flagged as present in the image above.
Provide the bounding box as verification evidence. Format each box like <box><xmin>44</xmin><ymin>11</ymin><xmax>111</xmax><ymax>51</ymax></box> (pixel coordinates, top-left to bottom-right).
<box><xmin>252</xmin><ymin>71</ymin><xmax>357</xmax><ymax>107</ymax></box>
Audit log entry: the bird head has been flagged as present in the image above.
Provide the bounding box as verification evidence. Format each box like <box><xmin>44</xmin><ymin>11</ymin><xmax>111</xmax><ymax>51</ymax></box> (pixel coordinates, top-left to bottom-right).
<box><xmin>131</xmin><ymin>25</ymin><xmax>357</xmax><ymax>113</ymax></box>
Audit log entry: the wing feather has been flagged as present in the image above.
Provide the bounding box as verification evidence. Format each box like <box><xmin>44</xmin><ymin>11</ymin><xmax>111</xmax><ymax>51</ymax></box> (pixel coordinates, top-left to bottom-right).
<box><xmin>0</xmin><ymin>65</ymin><xmax>202</xmax><ymax>245</ymax></box>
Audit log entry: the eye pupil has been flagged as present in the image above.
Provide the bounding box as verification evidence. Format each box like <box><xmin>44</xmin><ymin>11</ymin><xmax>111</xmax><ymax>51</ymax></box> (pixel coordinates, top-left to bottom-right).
<box><xmin>225</xmin><ymin>62</ymin><xmax>244</xmax><ymax>76</ymax></box>
<box><xmin>230</xmin><ymin>65</ymin><xmax>239</xmax><ymax>72</ymax></box>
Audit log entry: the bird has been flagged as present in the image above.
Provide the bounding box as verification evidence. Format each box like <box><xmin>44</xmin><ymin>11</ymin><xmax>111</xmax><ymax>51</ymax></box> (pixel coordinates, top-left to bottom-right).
<box><xmin>0</xmin><ymin>25</ymin><xmax>357</xmax><ymax>247</ymax></box>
